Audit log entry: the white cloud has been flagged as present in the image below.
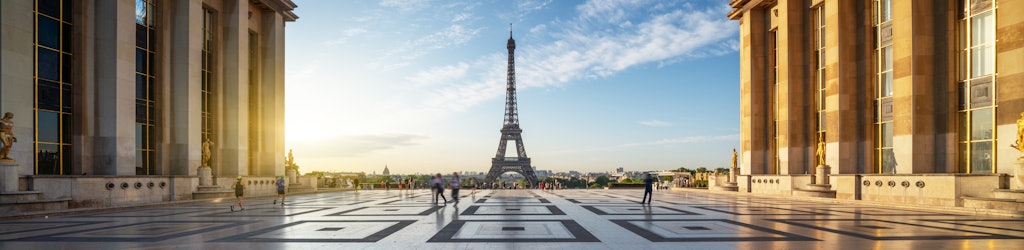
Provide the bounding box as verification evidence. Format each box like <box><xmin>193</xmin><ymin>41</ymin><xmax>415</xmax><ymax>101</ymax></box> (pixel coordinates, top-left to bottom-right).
<box><xmin>639</xmin><ymin>120</ymin><xmax>671</xmax><ymax>127</ymax></box>
<box><xmin>323</xmin><ymin>28</ymin><xmax>368</xmax><ymax>47</ymax></box>
<box><xmin>294</xmin><ymin>133</ymin><xmax>429</xmax><ymax>157</ymax></box>
<box><xmin>529</xmin><ymin>24</ymin><xmax>547</xmax><ymax>34</ymax></box>
<box><xmin>374</xmin><ymin>10</ymin><xmax>482</xmax><ymax>69</ymax></box>
<box><xmin>515</xmin><ymin>0</ymin><xmax>554</xmax><ymax>19</ymax></box>
<box><xmin>379</xmin><ymin>0</ymin><xmax>430</xmax><ymax>12</ymax></box>
<box><xmin>412</xmin><ymin>2</ymin><xmax>738</xmax><ymax>111</ymax></box>
<box><xmin>618</xmin><ymin>134</ymin><xmax>740</xmax><ymax>148</ymax></box>
<box><xmin>539</xmin><ymin>134</ymin><xmax>740</xmax><ymax>155</ymax></box>
<box><xmin>577</xmin><ymin>0</ymin><xmax>648</xmax><ymax>22</ymax></box>
<box><xmin>407</xmin><ymin>62</ymin><xmax>470</xmax><ymax>87</ymax></box>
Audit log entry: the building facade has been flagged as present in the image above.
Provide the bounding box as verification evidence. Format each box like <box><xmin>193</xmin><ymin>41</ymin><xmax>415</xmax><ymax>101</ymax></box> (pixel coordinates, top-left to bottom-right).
<box><xmin>0</xmin><ymin>0</ymin><xmax>297</xmax><ymax>211</ymax></box>
<box><xmin>728</xmin><ymin>0</ymin><xmax>1023</xmax><ymax>213</ymax></box>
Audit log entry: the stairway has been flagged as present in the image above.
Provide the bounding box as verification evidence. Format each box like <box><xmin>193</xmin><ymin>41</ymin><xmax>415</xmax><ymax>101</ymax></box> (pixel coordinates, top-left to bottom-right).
<box><xmin>191</xmin><ymin>185</ymin><xmax>233</xmax><ymax>199</ymax></box>
<box><xmin>0</xmin><ymin>191</ymin><xmax>70</xmax><ymax>214</ymax></box>
<box><xmin>962</xmin><ymin>189</ymin><xmax>1024</xmax><ymax>215</ymax></box>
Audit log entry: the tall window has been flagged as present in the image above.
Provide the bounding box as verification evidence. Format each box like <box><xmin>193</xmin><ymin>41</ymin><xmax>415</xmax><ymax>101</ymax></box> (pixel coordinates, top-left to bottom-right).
<box><xmin>201</xmin><ymin>8</ymin><xmax>215</xmax><ymax>148</ymax></box>
<box><xmin>874</xmin><ymin>0</ymin><xmax>895</xmax><ymax>173</ymax></box>
<box><xmin>769</xmin><ymin>27</ymin><xmax>779</xmax><ymax>175</ymax></box>
<box><xmin>957</xmin><ymin>0</ymin><xmax>996</xmax><ymax>173</ymax></box>
<box><xmin>814</xmin><ymin>4</ymin><xmax>827</xmax><ymax>161</ymax></box>
<box><xmin>135</xmin><ymin>0</ymin><xmax>157</xmax><ymax>175</ymax></box>
<box><xmin>34</xmin><ymin>0</ymin><xmax>74</xmax><ymax>175</ymax></box>
<box><xmin>247</xmin><ymin>31</ymin><xmax>260</xmax><ymax>175</ymax></box>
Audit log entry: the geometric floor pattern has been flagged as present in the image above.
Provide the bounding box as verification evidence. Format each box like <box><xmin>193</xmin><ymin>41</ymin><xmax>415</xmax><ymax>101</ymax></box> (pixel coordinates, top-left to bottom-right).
<box><xmin>0</xmin><ymin>189</ymin><xmax>1022</xmax><ymax>249</ymax></box>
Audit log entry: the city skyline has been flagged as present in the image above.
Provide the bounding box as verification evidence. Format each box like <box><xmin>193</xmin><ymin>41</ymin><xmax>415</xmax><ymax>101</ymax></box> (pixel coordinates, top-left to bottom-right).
<box><xmin>284</xmin><ymin>0</ymin><xmax>740</xmax><ymax>174</ymax></box>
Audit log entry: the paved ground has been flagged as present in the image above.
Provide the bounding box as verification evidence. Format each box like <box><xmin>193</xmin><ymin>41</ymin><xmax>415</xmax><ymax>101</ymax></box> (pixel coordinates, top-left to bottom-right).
<box><xmin>0</xmin><ymin>188</ymin><xmax>1022</xmax><ymax>249</ymax></box>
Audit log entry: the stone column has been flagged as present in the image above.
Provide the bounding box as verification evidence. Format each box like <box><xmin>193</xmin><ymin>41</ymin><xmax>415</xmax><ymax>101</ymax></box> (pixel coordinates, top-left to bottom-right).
<box><xmin>259</xmin><ymin>12</ymin><xmax>285</xmax><ymax>177</ymax></box>
<box><xmin>0</xmin><ymin>1</ymin><xmax>36</xmax><ymax>169</ymax></box>
<box><xmin>93</xmin><ymin>0</ymin><xmax>137</xmax><ymax>175</ymax></box>
<box><xmin>220</xmin><ymin>0</ymin><xmax>250</xmax><ymax>177</ymax></box>
<box><xmin>739</xmin><ymin>8</ymin><xmax>768</xmax><ymax>176</ymax></box>
<box><xmin>775</xmin><ymin>0</ymin><xmax>811</xmax><ymax>175</ymax></box>
<box><xmin>891</xmin><ymin>0</ymin><xmax>941</xmax><ymax>174</ymax></box>
<box><xmin>824</xmin><ymin>0</ymin><xmax>869</xmax><ymax>175</ymax></box>
<box><xmin>168</xmin><ymin>0</ymin><xmax>203</xmax><ymax>176</ymax></box>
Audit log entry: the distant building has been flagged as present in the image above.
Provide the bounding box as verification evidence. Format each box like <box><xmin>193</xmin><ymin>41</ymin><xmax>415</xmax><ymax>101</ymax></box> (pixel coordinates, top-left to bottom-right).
<box><xmin>382</xmin><ymin>165</ymin><xmax>390</xmax><ymax>176</ymax></box>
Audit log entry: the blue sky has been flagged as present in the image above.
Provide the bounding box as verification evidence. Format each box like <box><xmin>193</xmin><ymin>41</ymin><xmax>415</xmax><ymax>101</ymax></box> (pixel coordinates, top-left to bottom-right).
<box><xmin>284</xmin><ymin>0</ymin><xmax>740</xmax><ymax>175</ymax></box>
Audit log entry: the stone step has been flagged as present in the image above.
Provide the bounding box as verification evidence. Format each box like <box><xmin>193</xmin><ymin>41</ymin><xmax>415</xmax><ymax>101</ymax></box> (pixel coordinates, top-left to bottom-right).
<box><xmin>192</xmin><ymin>191</ymin><xmax>234</xmax><ymax>200</ymax></box>
<box><xmin>197</xmin><ymin>186</ymin><xmax>226</xmax><ymax>192</ymax></box>
<box><xmin>992</xmin><ymin>189</ymin><xmax>1024</xmax><ymax>200</ymax></box>
<box><xmin>0</xmin><ymin>198</ymin><xmax>70</xmax><ymax>214</ymax></box>
<box><xmin>793</xmin><ymin>189</ymin><xmax>837</xmax><ymax>198</ymax></box>
<box><xmin>710</xmin><ymin>185</ymin><xmax>738</xmax><ymax>191</ymax></box>
<box><xmin>963</xmin><ymin>196</ymin><xmax>1024</xmax><ymax>215</ymax></box>
<box><xmin>803</xmin><ymin>184</ymin><xmax>833</xmax><ymax>191</ymax></box>
<box><xmin>0</xmin><ymin>191</ymin><xmax>43</xmax><ymax>203</ymax></box>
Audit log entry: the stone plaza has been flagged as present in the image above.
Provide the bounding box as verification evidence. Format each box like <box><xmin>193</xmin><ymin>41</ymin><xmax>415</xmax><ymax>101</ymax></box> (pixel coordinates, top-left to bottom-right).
<box><xmin>0</xmin><ymin>188</ymin><xmax>1021</xmax><ymax>249</ymax></box>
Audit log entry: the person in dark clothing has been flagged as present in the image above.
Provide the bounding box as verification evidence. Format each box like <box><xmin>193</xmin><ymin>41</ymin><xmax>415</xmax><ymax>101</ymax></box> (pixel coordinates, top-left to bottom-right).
<box><xmin>642</xmin><ymin>173</ymin><xmax>654</xmax><ymax>204</ymax></box>
<box><xmin>231</xmin><ymin>176</ymin><xmax>245</xmax><ymax>211</ymax></box>
<box><xmin>432</xmin><ymin>173</ymin><xmax>447</xmax><ymax>205</ymax></box>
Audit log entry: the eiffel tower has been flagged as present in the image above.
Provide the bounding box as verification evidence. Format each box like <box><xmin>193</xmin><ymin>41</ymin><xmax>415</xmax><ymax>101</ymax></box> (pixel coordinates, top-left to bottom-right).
<box><xmin>483</xmin><ymin>29</ymin><xmax>538</xmax><ymax>188</ymax></box>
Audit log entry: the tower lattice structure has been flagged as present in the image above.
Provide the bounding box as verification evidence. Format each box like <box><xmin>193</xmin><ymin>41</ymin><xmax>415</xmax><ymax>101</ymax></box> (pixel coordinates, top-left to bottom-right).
<box><xmin>483</xmin><ymin>30</ymin><xmax>538</xmax><ymax>187</ymax></box>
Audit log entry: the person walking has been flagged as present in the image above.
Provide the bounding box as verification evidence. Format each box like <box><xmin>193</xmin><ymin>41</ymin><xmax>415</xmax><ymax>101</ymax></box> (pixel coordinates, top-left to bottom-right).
<box><xmin>273</xmin><ymin>175</ymin><xmax>287</xmax><ymax>206</ymax></box>
<box><xmin>469</xmin><ymin>177</ymin><xmax>477</xmax><ymax>194</ymax></box>
<box><xmin>230</xmin><ymin>176</ymin><xmax>245</xmax><ymax>211</ymax></box>
<box><xmin>432</xmin><ymin>173</ymin><xmax>447</xmax><ymax>205</ymax></box>
<box><xmin>642</xmin><ymin>173</ymin><xmax>654</xmax><ymax>204</ymax></box>
<box><xmin>450</xmin><ymin>172</ymin><xmax>461</xmax><ymax>203</ymax></box>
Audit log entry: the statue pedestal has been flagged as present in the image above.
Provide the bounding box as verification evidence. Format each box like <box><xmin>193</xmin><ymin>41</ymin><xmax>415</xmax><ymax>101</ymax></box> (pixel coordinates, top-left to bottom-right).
<box><xmin>286</xmin><ymin>169</ymin><xmax>297</xmax><ymax>184</ymax></box>
<box><xmin>728</xmin><ymin>167</ymin><xmax>737</xmax><ymax>184</ymax></box>
<box><xmin>0</xmin><ymin>161</ymin><xmax>18</xmax><ymax>192</ymax></box>
<box><xmin>1015</xmin><ymin>158</ymin><xmax>1024</xmax><ymax>189</ymax></box>
<box><xmin>816</xmin><ymin>165</ymin><xmax>831</xmax><ymax>186</ymax></box>
<box><xmin>198</xmin><ymin>166</ymin><xmax>212</xmax><ymax>186</ymax></box>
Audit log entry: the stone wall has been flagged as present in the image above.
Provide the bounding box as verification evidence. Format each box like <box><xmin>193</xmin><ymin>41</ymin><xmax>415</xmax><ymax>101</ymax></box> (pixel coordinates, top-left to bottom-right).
<box><xmin>18</xmin><ymin>175</ymin><xmax>318</xmax><ymax>210</ymax></box>
<box><xmin>27</xmin><ymin>176</ymin><xmax>193</xmax><ymax>208</ymax></box>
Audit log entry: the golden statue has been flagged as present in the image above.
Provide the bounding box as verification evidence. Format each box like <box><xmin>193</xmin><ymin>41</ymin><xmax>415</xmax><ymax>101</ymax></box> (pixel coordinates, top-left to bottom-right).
<box><xmin>201</xmin><ymin>139</ymin><xmax>214</xmax><ymax>167</ymax></box>
<box><xmin>287</xmin><ymin>149</ymin><xmax>294</xmax><ymax>166</ymax></box>
<box><xmin>731</xmin><ymin>148</ymin><xmax>738</xmax><ymax>168</ymax></box>
<box><xmin>1013</xmin><ymin>112</ymin><xmax>1024</xmax><ymax>153</ymax></box>
<box><xmin>816</xmin><ymin>136</ymin><xmax>826</xmax><ymax>166</ymax></box>
<box><xmin>0</xmin><ymin>112</ymin><xmax>17</xmax><ymax>161</ymax></box>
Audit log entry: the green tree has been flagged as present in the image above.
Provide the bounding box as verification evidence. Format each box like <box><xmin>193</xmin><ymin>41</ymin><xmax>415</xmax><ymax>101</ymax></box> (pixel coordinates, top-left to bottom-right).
<box><xmin>594</xmin><ymin>176</ymin><xmax>610</xmax><ymax>187</ymax></box>
<box><xmin>304</xmin><ymin>171</ymin><xmax>327</xmax><ymax>178</ymax></box>
<box><xmin>620</xmin><ymin>178</ymin><xmax>642</xmax><ymax>184</ymax></box>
